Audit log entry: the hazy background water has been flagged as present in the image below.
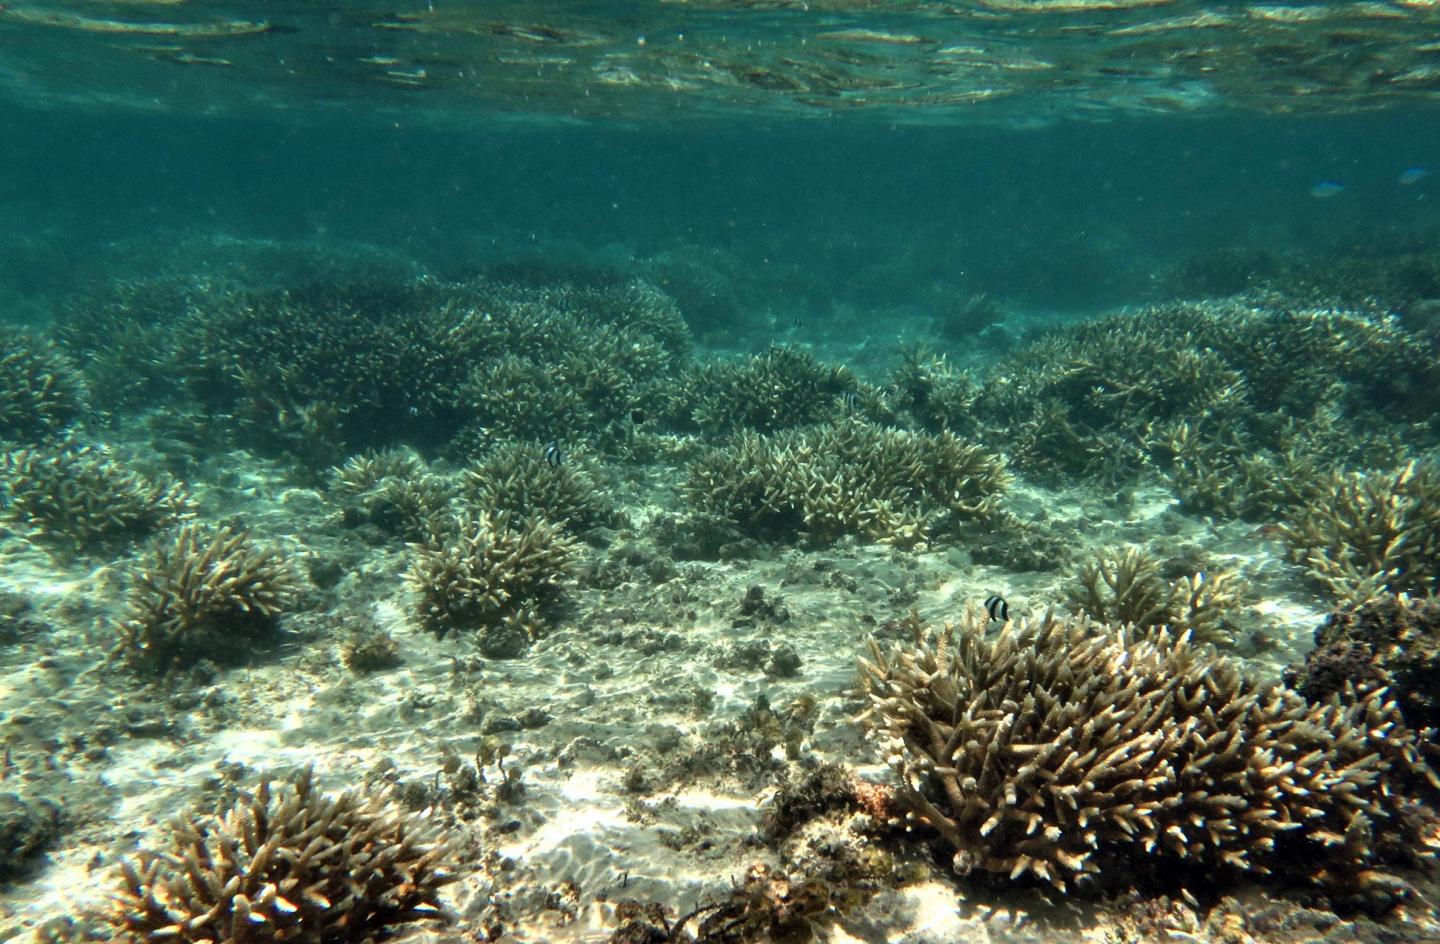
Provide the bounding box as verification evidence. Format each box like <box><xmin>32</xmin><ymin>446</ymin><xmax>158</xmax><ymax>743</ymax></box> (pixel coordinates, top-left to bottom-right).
<box><xmin>3</xmin><ymin>1</ymin><xmax>1440</xmax><ymax>321</ymax></box>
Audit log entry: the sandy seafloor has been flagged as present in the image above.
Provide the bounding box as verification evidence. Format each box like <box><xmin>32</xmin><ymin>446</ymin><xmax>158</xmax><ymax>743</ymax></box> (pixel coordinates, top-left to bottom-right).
<box><xmin>1</xmin><ymin>320</ymin><xmax>1438</xmax><ymax>944</ymax></box>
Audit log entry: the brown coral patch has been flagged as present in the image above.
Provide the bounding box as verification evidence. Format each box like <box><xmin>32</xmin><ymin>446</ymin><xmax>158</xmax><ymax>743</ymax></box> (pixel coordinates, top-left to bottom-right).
<box><xmin>856</xmin><ymin>610</ymin><xmax>1439</xmax><ymax>898</ymax></box>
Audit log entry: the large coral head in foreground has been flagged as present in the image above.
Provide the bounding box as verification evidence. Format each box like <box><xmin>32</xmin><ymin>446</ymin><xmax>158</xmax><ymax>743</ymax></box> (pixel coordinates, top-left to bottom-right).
<box><xmin>856</xmin><ymin>611</ymin><xmax>1438</xmax><ymax>899</ymax></box>
<box><xmin>101</xmin><ymin>767</ymin><xmax>454</xmax><ymax>944</ymax></box>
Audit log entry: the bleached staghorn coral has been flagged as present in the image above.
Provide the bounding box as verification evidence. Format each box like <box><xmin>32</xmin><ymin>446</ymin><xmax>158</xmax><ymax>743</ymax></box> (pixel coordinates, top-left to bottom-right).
<box><xmin>97</xmin><ymin>767</ymin><xmax>453</xmax><ymax>943</ymax></box>
<box><xmin>856</xmin><ymin>610</ymin><xmax>1438</xmax><ymax>895</ymax></box>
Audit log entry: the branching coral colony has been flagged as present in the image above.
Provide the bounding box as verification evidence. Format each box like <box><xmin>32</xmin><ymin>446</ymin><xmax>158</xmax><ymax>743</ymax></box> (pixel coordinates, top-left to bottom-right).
<box><xmin>94</xmin><ymin>767</ymin><xmax>454</xmax><ymax>944</ymax></box>
<box><xmin>0</xmin><ymin>444</ymin><xmax>193</xmax><ymax>551</ymax></box>
<box><xmin>408</xmin><ymin>511</ymin><xmax>576</xmax><ymax>656</ymax></box>
<box><xmin>1277</xmin><ymin>461</ymin><xmax>1440</xmax><ymax>605</ymax></box>
<box><xmin>1063</xmin><ymin>546</ymin><xmax>1246</xmax><ymax>644</ymax></box>
<box><xmin>0</xmin><ymin>327</ymin><xmax>89</xmax><ymax>442</ymax></box>
<box><xmin>685</xmin><ymin>417</ymin><xmax>1007</xmax><ymax>549</ymax></box>
<box><xmin>856</xmin><ymin>610</ymin><xmax>1439</xmax><ymax>902</ymax></box>
<box><xmin>114</xmin><ymin>525</ymin><xmax>304</xmax><ymax>672</ymax></box>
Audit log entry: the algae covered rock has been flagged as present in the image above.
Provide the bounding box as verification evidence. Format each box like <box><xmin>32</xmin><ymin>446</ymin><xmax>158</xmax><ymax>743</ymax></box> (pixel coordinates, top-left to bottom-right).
<box><xmin>1287</xmin><ymin>593</ymin><xmax>1440</xmax><ymax>732</ymax></box>
<box><xmin>0</xmin><ymin>792</ymin><xmax>60</xmax><ymax>882</ymax></box>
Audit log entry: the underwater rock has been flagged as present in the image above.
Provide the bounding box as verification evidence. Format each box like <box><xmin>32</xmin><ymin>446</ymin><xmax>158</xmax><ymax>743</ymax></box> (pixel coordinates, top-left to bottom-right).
<box><xmin>1287</xmin><ymin>594</ymin><xmax>1440</xmax><ymax>732</ymax></box>
<box><xmin>0</xmin><ymin>591</ymin><xmax>47</xmax><ymax>646</ymax></box>
<box><xmin>0</xmin><ymin>792</ymin><xmax>60</xmax><ymax>882</ymax></box>
<box><xmin>737</xmin><ymin>585</ymin><xmax>790</xmax><ymax>624</ymax></box>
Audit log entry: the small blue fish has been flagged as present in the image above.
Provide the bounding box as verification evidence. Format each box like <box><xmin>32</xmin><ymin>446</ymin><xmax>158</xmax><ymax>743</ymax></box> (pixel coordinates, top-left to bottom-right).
<box><xmin>543</xmin><ymin>441</ymin><xmax>563</xmax><ymax>468</ymax></box>
<box><xmin>1310</xmin><ymin>180</ymin><xmax>1346</xmax><ymax>198</ymax></box>
<box><xmin>1399</xmin><ymin>166</ymin><xmax>1430</xmax><ymax>186</ymax></box>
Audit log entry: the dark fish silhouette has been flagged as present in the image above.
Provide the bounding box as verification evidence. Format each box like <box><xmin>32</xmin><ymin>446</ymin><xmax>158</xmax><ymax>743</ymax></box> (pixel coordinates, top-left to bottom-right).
<box><xmin>543</xmin><ymin>441</ymin><xmax>563</xmax><ymax>468</ymax></box>
<box><xmin>984</xmin><ymin>594</ymin><xmax>1009</xmax><ymax>622</ymax></box>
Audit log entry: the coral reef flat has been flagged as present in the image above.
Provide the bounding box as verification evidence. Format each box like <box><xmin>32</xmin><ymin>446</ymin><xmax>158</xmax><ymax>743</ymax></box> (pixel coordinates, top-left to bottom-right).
<box><xmin>2</xmin><ymin>236</ymin><xmax>1440</xmax><ymax>944</ymax></box>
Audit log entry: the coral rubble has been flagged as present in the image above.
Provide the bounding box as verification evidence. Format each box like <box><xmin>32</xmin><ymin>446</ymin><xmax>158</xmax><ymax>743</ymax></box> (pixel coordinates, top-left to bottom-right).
<box><xmin>857</xmin><ymin>610</ymin><xmax>1439</xmax><ymax>899</ymax></box>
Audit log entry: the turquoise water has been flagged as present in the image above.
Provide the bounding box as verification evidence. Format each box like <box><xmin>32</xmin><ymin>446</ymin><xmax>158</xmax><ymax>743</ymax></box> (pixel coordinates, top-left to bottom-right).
<box><xmin>4</xmin><ymin>3</ymin><xmax>1440</xmax><ymax>944</ymax></box>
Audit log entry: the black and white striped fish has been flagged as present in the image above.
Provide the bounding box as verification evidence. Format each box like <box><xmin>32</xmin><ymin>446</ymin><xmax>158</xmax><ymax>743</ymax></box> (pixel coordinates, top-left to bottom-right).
<box><xmin>543</xmin><ymin>441</ymin><xmax>564</xmax><ymax>468</ymax></box>
<box><xmin>983</xmin><ymin>594</ymin><xmax>1009</xmax><ymax>622</ymax></box>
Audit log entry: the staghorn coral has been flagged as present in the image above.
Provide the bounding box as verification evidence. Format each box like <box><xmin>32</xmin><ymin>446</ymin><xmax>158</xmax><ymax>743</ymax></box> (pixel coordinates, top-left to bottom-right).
<box><xmin>462</xmin><ymin>441</ymin><xmax>612</xmax><ymax>533</ymax></box>
<box><xmin>96</xmin><ymin>767</ymin><xmax>453</xmax><ymax>944</ymax></box>
<box><xmin>166</xmin><ymin>274</ymin><xmax>687</xmax><ymax>463</ymax></box>
<box><xmin>882</xmin><ymin>347</ymin><xmax>978</xmax><ymax>437</ymax></box>
<box><xmin>1277</xmin><ymin>461</ymin><xmax>1440</xmax><ymax>604</ymax></box>
<box><xmin>685</xmin><ymin>417</ymin><xmax>1007</xmax><ymax>550</ymax></box>
<box><xmin>331</xmin><ymin>448</ymin><xmax>454</xmax><ymax>542</ymax></box>
<box><xmin>689</xmin><ymin>347</ymin><xmax>856</xmax><ymax>435</ymax></box>
<box><xmin>0</xmin><ymin>327</ymin><xmax>89</xmax><ymax>441</ymax></box>
<box><xmin>408</xmin><ymin>511</ymin><xmax>576</xmax><ymax>656</ymax></box>
<box><xmin>114</xmin><ymin>525</ymin><xmax>304</xmax><ymax>672</ymax></box>
<box><xmin>457</xmin><ymin>355</ymin><xmax>590</xmax><ymax>452</ymax></box>
<box><xmin>1063</xmin><ymin>546</ymin><xmax>1245</xmax><ymax>644</ymax></box>
<box><xmin>976</xmin><ymin>301</ymin><xmax>1437</xmax><ymax>486</ymax></box>
<box><xmin>856</xmin><ymin>610</ymin><xmax>1440</xmax><ymax>898</ymax></box>
<box><xmin>0</xmin><ymin>444</ymin><xmax>192</xmax><ymax>551</ymax></box>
